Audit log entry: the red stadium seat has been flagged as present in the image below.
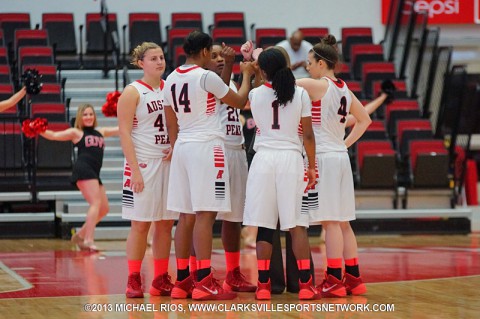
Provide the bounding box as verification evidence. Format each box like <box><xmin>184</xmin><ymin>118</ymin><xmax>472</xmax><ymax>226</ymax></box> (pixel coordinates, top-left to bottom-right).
<box><xmin>356</xmin><ymin>140</ymin><xmax>397</xmax><ymax>188</ymax></box>
<box><xmin>128</xmin><ymin>13</ymin><xmax>162</xmax><ymax>53</ymax></box>
<box><xmin>409</xmin><ymin>140</ymin><xmax>449</xmax><ymax>188</ymax></box>
<box><xmin>31</xmin><ymin>103</ymin><xmax>66</xmax><ymax>122</ymax></box>
<box><xmin>351</xmin><ymin>44</ymin><xmax>384</xmax><ymax>80</ymax></box>
<box><xmin>22</xmin><ymin>64</ymin><xmax>58</xmax><ymax>83</ymax></box>
<box><xmin>171</xmin><ymin>12</ymin><xmax>203</xmax><ymax>30</ymax></box>
<box><xmin>361</xmin><ymin>62</ymin><xmax>396</xmax><ymax>99</ymax></box>
<box><xmin>0</xmin><ymin>13</ymin><xmax>31</xmax><ymax>46</ymax></box>
<box><xmin>372</xmin><ymin>79</ymin><xmax>408</xmax><ymax>100</ymax></box>
<box><xmin>212</xmin><ymin>27</ymin><xmax>245</xmax><ymax>45</ymax></box>
<box><xmin>0</xmin><ymin>65</ymin><xmax>11</xmax><ymax>84</ymax></box>
<box><xmin>255</xmin><ymin>28</ymin><xmax>286</xmax><ymax>49</ymax></box>
<box><xmin>341</xmin><ymin>27</ymin><xmax>373</xmax><ymax>62</ymax></box>
<box><xmin>298</xmin><ymin>27</ymin><xmax>329</xmax><ymax>45</ymax></box>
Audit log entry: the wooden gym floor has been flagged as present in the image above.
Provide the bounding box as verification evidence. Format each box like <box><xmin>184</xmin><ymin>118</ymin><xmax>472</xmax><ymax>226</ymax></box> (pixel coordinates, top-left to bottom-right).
<box><xmin>0</xmin><ymin>234</ymin><xmax>479</xmax><ymax>319</ymax></box>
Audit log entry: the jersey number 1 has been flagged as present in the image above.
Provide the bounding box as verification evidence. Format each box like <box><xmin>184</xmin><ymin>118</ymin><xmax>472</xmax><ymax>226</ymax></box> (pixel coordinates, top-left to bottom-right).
<box><xmin>171</xmin><ymin>83</ymin><xmax>191</xmax><ymax>113</ymax></box>
<box><xmin>271</xmin><ymin>100</ymin><xmax>280</xmax><ymax>129</ymax></box>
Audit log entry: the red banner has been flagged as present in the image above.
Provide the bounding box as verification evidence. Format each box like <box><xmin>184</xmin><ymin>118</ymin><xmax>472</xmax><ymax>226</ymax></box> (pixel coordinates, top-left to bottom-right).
<box><xmin>381</xmin><ymin>0</ymin><xmax>480</xmax><ymax>24</ymax></box>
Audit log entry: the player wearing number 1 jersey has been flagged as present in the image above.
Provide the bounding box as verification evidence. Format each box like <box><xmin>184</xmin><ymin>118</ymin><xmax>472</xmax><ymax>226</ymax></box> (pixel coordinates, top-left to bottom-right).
<box><xmin>297</xmin><ymin>35</ymin><xmax>371</xmax><ymax>298</ymax></box>
<box><xmin>243</xmin><ymin>48</ymin><xmax>319</xmax><ymax>300</ymax></box>
<box><xmin>163</xmin><ymin>31</ymin><xmax>254</xmax><ymax>301</ymax></box>
<box><xmin>117</xmin><ymin>42</ymin><xmax>177</xmax><ymax>298</ymax></box>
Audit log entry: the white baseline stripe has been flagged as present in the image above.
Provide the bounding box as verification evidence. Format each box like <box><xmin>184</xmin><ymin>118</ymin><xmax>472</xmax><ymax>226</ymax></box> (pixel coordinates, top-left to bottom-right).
<box><xmin>0</xmin><ymin>262</ymin><xmax>33</xmax><ymax>293</ymax></box>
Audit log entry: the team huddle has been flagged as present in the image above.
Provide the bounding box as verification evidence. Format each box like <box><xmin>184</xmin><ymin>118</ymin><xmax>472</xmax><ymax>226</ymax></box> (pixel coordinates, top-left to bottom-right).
<box><xmin>116</xmin><ymin>30</ymin><xmax>371</xmax><ymax>301</ymax></box>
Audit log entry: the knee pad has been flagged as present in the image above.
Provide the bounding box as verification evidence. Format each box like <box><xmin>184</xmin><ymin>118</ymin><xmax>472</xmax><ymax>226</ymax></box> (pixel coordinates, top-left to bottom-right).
<box><xmin>256</xmin><ymin>227</ymin><xmax>275</xmax><ymax>244</ymax></box>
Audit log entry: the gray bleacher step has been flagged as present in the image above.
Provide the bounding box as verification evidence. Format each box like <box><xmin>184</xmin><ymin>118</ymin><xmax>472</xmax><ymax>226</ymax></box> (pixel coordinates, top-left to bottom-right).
<box><xmin>104</xmin><ymin>145</ymin><xmax>124</xmax><ymax>157</ymax></box>
<box><xmin>65</xmin><ymin>87</ymin><xmax>118</xmax><ymax>99</ymax></box>
<box><xmin>103</xmin><ymin>157</ymin><xmax>124</xmax><ymax>168</ymax></box>
<box><xmin>65</xmin><ymin>79</ymin><xmax>120</xmax><ymax>89</ymax></box>
<box><xmin>0</xmin><ymin>212</ymin><xmax>55</xmax><ymax>222</ymax></box>
<box><xmin>39</xmin><ymin>190</ymin><xmax>122</xmax><ymax>201</ymax></box>
<box><xmin>97</xmin><ymin>117</ymin><xmax>119</xmax><ymax>127</ymax></box>
<box><xmin>103</xmin><ymin>136</ymin><xmax>121</xmax><ymax>147</ymax></box>
<box><xmin>62</xmin><ymin>69</ymin><xmax>144</xmax><ymax>80</ymax></box>
<box><xmin>102</xmin><ymin>179</ymin><xmax>123</xmax><ymax>192</ymax></box>
<box><xmin>99</xmin><ymin>166</ymin><xmax>123</xmax><ymax>179</ymax></box>
<box><xmin>69</xmin><ymin>98</ymin><xmax>105</xmax><ymax>110</ymax></box>
<box><xmin>91</xmin><ymin>226</ymin><xmax>130</xmax><ymax>240</ymax></box>
<box><xmin>66</xmin><ymin>201</ymin><xmax>122</xmax><ymax>214</ymax></box>
<box><xmin>61</xmin><ymin>212</ymin><xmax>124</xmax><ymax>222</ymax></box>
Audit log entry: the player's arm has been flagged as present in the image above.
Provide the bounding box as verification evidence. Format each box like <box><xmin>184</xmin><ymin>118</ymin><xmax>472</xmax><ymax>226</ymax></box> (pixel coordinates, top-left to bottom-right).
<box><xmin>300</xmin><ymin>89</ymin><xmax>316</xmax><ymax>191</ymax></box>
<box><xmin>117</xmin><ymin>86</ymin><xmax>144</xmax><ymax>192</ymax></box>
<box><xmin>219</xmin><ymin>43</ymin><xmax>235</xmax><ymax>85</ymax></box>
<box><xmin>219</xmin><ymin>62</ymin><xmax>254</xmax><ymax>109</ymax></box>
<box><xmin>345</xmin><ymin>92</ymin><xmax>387</xmax><ymax>128</ymax></box>
<box><xmin>164</xmin><ymin>105</ymin><xmax>178</xmax><ymax>149</ymax></box>
<box><xmin>344</xmin><ymin>92</ymin><xmax>372</xmax><ymax>148</ymax></box>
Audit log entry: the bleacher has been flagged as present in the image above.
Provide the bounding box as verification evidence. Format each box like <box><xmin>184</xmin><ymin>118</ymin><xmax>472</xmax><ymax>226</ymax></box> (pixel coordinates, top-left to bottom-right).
<box><xmin>1</xmin><ymin>1</ymin><xmax>479</xmax><ymax>239</ymax></box>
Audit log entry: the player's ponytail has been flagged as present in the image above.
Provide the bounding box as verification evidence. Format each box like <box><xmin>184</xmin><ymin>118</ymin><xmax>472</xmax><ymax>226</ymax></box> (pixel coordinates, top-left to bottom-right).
<box><xmin>258</xmin><ymin>48</ymin><xmax>295</xmax><ymax>106</ymax></box>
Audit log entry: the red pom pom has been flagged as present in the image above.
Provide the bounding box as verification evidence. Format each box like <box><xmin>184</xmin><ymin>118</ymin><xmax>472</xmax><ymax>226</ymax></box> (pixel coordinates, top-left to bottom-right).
<box><xmin>102</xmin><ymin>91</ymin><xmax>121</xmax><ymax>117</ymax></box>
<box><xmin>22</xmin><ymin>119</ymin><xmax>36</xmax><ymax>138</ymax></box>
<box><xmin>22</xmin><ymin>118</ymin><xmax>48</xmax><ymax>138</ymax></box>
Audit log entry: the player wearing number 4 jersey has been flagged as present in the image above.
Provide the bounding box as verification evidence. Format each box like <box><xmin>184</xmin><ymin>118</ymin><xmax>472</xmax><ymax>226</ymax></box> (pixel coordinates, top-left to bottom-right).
<box><xmin>118</xmin><ymin>42</ymin><xmax>178</xmax><ymax>298</ymax></box>
<box><xmin>297</xmin><ymin>34</ymin><xmax>371</xmax><ymax>298</ymax></box>
<box><xmin>163</xmin><ymin>31</ymin><xmax>255</xmax><ymax>301</ymax></box>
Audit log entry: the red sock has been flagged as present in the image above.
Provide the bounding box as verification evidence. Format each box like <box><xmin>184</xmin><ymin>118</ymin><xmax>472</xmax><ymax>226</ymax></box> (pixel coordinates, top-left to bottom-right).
<box><xmin>327</xmin><ymin>258</ymin><xmax>343</xmax><ymax>280</ymax></box>
<box><xmin>327</xmin><ymin>258</ymin><xmax>343</xmax><ymax>268</ymax></box>
<box><xmin>128</xmin><ymin>259</ymin><xmax>142</xmax><ymax>275</ymax></box>
<box><xmin>196</xmin><ymin>259</ymin><xmax>211</xmax><ymax>271</ymax></box>
<box><xmin>257</xmin><ymin>259</ymin><xmax>271</xmax><ymax>283</ymax></box>
<box><xmin>176</xmin><ymin>258</ymin><xmax>189</xmax><ymax>271</ymax></box>
<box><xmin>189</xmin><ymin>256</ymin><xmax>197</xmax><ymax>273</ymax></box>
<box><xmin>153</xmin><ymin>258</ymin><xmax>169</xmax><ymax>278</ymax></box>
<box><xmin>297</xmin><ymin>259</ymin><xmax>310</xmax><ymax>270</ymax></box>
<box><xmin>257</xmin><ymin>259</ymin><xmax>271</xmax><ymax>271</ymax></box>
<box><xmin>225</xmin><ymin>251</ymin><xmax>240</xmax><ymax>272</ymax></box>
<box><xmin>196</xmin><ymin>259</ymin><xmax>211</xmax><ymax>281</ymax></box>
<box><xmin>345</xmin><ymin>258</ymin><xmax>359</xmax><ymax>266</ymax></box>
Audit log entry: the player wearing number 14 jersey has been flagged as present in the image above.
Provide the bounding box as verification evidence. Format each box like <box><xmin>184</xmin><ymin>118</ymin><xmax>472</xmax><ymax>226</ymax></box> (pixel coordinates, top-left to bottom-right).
<box><xmin>163</xmin><ymin>31</ymin><xmax>254</xmax><ymax>301</ymax></box>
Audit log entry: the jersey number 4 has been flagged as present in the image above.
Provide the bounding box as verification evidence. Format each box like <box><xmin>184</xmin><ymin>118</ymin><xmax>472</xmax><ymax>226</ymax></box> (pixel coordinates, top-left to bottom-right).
<box><xmin>337</xmin><ymin>96</ymin><xmax>347</xmax><ymax>123</ymax></box>
<box><xmin>171</xmin><ymin>83</ymin><xmax>191</xmax><ymax>113</ymax></box>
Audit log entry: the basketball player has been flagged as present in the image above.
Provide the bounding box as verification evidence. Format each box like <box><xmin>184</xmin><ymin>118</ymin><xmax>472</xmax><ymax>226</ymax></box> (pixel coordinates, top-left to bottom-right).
<box><xmin>297</xmin><ymin>34</ymin><xmax>371</xmax><ymax>297</ymax></box>
<box><xmin>243</xmin><ymin>48</ymin><xmax>320</xmax><ymax>300</ymax></box>
<box><xmin>163</xmin><ymin>31</ymin><xmax>254</xmax><ymax>300</ymax></box>
<box><xmin>205</xmin><ymin>43</ymin><xmax>256</xmax><ymax>292</ymax></box>
<box><xmin>117</xmin><ymin>42</ymin><xmax>177</xmax><ymax>298</ymax></box>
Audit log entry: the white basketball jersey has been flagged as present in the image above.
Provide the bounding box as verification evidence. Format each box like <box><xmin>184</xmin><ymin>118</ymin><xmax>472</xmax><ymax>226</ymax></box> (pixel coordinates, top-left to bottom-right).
<box><xmin>128</xmin><ymin>80</ymin><xmax>170</xmax><ymax>158</ymax></box>
<box><xmin>313</xmin><ymin>77</ymin><xmax>352</xmax><ymax>153</ymax></box>
<box><xmin>249</xmin><ymin>83</ymin><xmax>311</xmax><ymax>153</ymax></box>
<box><xmin>164</xmin><ymin>65</ymin><xmax>230</xmax><ymax>143</ymax></box>
<box><xmin>219</xmin><ymin>81</ymin><xmax>244</xmax><ymax>146</ymax></box>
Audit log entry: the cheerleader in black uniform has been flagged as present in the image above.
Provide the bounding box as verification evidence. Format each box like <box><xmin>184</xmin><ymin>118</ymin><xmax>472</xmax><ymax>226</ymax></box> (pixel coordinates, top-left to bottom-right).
<box><xmin>40</xmin><ymin>104</ymin><xmax>118</xmax><ymax>250</ymax></box>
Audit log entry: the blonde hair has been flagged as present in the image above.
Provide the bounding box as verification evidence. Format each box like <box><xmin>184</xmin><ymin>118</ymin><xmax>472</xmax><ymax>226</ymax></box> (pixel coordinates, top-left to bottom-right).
<box><xmin>74</xmin><ymin>104</ymin><xmax>97</xmax><ymax>129</ymax></box>
<box><xmin>266</xmin><ymin>45</ymin><xmax>291</xmax><ymax>68</ymax></box>
<box><xmin>130</xmin><ymin>42</ymin><xmax>163</xmax><ymax>68</ymax></box>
